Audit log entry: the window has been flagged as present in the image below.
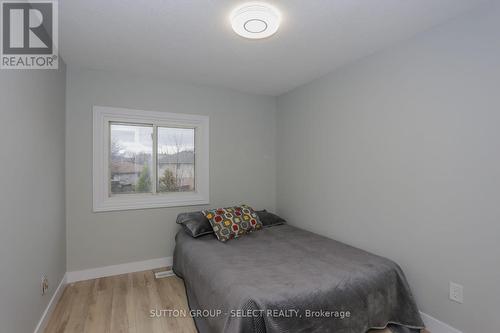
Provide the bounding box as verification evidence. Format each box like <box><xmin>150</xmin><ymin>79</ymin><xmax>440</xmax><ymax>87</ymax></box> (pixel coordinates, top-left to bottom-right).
<box><xmin>93</xmin><ymin>106</ymin><xmax>209</xmax><ymax>212</ymax></box>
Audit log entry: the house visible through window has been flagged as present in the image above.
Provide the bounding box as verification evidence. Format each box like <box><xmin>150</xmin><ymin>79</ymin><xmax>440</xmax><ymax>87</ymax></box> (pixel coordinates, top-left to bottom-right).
<box><xmin>110</xmin><ymin>124</ymin><xmax>195</xmax><ymax>195</ymax></box>
<box><xmin>157</xmin><ymin>127</ymin><xmax>195</xmax><ymax>193</ymax></box>
<box><xmin>110</xmin><ymin>123</ymin><xmax>154</xmax><ymax>194</ymax></box>
<box><xmin>93</xmin><ymin>106</ymin><xmax>209</xmax><ymax>212</ymax></box>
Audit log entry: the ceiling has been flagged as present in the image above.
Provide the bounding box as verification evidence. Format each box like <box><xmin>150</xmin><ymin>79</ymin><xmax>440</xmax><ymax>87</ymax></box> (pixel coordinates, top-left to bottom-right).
<box><xmin>60</xmin><ymin>0</ymin><xmax>488</xmax><ymax>96</ymax></box>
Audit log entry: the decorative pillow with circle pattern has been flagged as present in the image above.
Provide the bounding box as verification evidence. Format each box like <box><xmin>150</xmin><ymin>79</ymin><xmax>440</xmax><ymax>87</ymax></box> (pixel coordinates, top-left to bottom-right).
<box><xmin>202</xmin><ymin>205</ymin><xmax>263</xmax><ymax>242</ymax></box>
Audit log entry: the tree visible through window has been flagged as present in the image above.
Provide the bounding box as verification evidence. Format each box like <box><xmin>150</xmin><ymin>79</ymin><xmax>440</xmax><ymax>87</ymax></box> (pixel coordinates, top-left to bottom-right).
<box><xmin>110</xmin><ymin>124</ymin><xmax>153</xmax><ymax>194</ymax></box>
<box><xmin>157</xmin><ymin>127</ymin><xmax>195</xmax><ymax>193</ymax></box>
<box><xmin>110</xmin><ymin>123</ymin><xmax>195</xmax><ymax>195</ymax></box>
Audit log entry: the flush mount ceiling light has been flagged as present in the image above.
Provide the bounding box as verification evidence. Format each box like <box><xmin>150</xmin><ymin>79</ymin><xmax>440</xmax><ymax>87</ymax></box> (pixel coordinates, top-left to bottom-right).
<box><xmin>230</xmin><ymin>2</ymin><xmax>281</xmax><ymax>39</ymax></box>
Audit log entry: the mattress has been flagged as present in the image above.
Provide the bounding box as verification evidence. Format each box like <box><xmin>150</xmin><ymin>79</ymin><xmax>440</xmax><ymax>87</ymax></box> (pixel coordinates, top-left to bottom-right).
<box><xmin>173</xmin><ymin>224</ymin><xmax>424</xmax><ymax>333</ymax></box>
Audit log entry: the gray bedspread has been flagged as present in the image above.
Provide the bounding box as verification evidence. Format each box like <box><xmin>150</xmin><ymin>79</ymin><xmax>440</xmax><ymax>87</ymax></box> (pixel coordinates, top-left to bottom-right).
<box><xmin>173</xmin><ymin>224</ymin><xmax>424</xmax><ymax>333</ymax></box>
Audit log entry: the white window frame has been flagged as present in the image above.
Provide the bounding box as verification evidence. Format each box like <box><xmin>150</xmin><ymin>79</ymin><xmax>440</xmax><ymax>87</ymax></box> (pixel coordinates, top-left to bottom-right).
<box><xmin>93</xmin><ymin>106</ymin><xmax>209</xmax><ymax>212</ymax></box>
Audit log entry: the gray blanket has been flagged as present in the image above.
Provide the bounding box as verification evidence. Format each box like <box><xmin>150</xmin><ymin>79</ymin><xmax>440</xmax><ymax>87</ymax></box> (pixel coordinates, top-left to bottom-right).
<box><xmin>173</xmin><ymin>224</ymin><xmax>424</xmax><ymax>333</ymax></box>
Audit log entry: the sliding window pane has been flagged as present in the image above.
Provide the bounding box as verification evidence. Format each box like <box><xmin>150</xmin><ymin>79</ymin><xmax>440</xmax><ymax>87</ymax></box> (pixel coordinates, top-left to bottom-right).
<box><xmin>110</xmin><ymin>123</ymin><xmax>153</xmax><ymax>194</ymax></box>
<box><xmin>157</xmin><ymin>127</ymin><xmax>195</xmax><ymax>192</ymax></box>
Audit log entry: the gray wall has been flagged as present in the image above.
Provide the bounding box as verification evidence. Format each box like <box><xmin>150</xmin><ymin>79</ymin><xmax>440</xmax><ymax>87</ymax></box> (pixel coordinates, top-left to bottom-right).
<box><xmin>66</xmin><ymin>67</ymin><xmax>277</xmax><ymax>271</ymax></box>
<box><xmin>276</xmin><ymin>2</ymin><xmax>500</xmax><ymax>332</ymax></box>
<box><xmin>0</xmin><ymin>65</ymin><xmax>66</xmax><ymax>332</ymax></box>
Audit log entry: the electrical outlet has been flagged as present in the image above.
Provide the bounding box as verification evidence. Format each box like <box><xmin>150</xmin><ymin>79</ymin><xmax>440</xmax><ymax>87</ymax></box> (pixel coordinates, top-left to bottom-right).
<box><xmin>41</xmin><ymin>275</ymin><xmax>49</xmax><ymax>295</ymax></box>
<box><xmin>449</xmin><ymin>281</ymin><xmax>463</xmax><ymax>303</ymax></box>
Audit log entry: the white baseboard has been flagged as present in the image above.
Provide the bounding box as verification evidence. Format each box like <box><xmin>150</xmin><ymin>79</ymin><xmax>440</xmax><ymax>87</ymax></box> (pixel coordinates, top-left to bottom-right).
<box><xmin>420</xmin><ymin>311</ymin><xmax>463</xmax><ymax>333</ymax></box>
<box><xmin>33</xmin><ymin>273</ymin><xmax>67</xmax><ymax>333</ymax></box>
<box><xmin>66</xmin><ymin>256</ymin><xmax>173</xmax><ymax>283</ymax></box>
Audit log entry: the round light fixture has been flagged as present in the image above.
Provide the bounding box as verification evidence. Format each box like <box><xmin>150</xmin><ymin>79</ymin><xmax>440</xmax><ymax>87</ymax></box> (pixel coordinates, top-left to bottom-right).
<box><xmin>230</xmin><ymin>2</ymin><xmax>281</xmax><ymax>39</ymax></box>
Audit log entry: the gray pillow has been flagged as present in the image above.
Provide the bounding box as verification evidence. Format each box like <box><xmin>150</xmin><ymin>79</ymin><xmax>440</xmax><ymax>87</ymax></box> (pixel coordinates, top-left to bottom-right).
<box><xmin>176</xmin><ymin>211</ymin><xmax>214</xmax><ymax>238</ymax></box>
<box><xmin>255</xmin><ymin>210</ymin><xmax>287</xmax><ymax>228</ymax></box>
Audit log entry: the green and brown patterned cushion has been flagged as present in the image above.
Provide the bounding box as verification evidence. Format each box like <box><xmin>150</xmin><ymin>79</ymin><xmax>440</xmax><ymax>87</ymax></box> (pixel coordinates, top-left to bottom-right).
<box><xmin>202</xmin><ymin>205</ymin><xmax>263</xmax><ymax>242</ymax></box>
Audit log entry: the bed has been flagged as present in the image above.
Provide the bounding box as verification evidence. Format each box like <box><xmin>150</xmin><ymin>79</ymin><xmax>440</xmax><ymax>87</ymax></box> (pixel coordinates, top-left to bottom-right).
<box><xmin>173</xmin><ymin>224</ymin><xmax>424</xmax><ymax>333</ymax></box>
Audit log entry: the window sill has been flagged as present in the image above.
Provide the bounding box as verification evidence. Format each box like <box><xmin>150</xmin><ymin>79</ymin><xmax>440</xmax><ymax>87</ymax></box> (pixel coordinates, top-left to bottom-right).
<box><xmin>93</xmin><ymin>192</ymin><xmax>209</xmax><ymax>212</ymax></box>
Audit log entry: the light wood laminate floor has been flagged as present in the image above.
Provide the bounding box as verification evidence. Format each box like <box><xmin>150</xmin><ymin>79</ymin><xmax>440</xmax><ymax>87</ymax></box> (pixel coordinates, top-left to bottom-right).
<box><xmin>45</xmin><ymin>270</ymin><xmax>429</xmax><ymax>333</ymax></box>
